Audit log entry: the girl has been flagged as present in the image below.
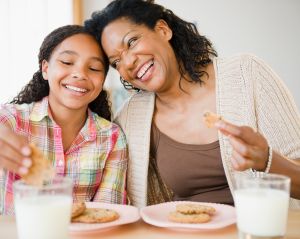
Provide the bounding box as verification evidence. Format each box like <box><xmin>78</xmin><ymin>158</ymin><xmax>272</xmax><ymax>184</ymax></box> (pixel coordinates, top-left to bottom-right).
<box><xmin>0</xmin><ymin>25</ymin><xmax>128</xmax><ymax>215</ymax></box>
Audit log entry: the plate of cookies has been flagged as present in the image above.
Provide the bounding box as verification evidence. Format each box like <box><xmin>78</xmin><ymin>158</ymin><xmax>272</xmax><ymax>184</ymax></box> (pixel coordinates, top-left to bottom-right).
<box><xmin>140</xmin><ymin>201</ymin><xmax>236</xmax><ymax>230</ymax></box>
<box><xmin>69</xmin><ymin>202</ymin><xmax>140</xmax><ymax>235</ymax></box>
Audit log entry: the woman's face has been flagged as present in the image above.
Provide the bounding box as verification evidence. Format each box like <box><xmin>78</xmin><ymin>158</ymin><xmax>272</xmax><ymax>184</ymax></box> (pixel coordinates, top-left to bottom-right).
<box><xmin>101</xmin><ymin>18</ymin><xmax>179</xmax><ymax>93</ymax></box>
<box><xmin>42</xmin><ymin>34</ymin><xmax>106</xmax><ymax>113</ymax></box>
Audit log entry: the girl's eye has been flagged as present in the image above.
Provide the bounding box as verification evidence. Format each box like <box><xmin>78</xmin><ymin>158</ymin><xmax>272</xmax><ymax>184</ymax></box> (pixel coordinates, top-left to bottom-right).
<box><xmin>61</xmin><ymin>61</ymin><xmax>72</xmax><ymax>65</ymax></box>
<box><xmin>89</xmin><ymin>67</ymin><xmax>103</xmax><ymax>72</ymax></box>
<box><xmin>128</xmin><ymin>37</ymin><xmax>138</xmax><ymax>48</ymax></box>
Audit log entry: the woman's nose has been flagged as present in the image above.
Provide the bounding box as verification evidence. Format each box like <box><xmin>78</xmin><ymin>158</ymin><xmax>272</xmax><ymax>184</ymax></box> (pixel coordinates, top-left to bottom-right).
<box><xmin>122</xmin><ymin>51</ymin><xmax>137</xmax><ymax>70</ymax></box>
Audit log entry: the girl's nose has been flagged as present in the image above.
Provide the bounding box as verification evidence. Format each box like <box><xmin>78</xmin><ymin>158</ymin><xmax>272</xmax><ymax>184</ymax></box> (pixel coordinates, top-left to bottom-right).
<box><xmin>71</xmin><ymin>72</ymin><xmax>80</xmax><ymax>78</ymax></box>
<box><xmin>71</xmin><ymin>67</ymin><xmax>87</xmax><ymax>80</ymax></box>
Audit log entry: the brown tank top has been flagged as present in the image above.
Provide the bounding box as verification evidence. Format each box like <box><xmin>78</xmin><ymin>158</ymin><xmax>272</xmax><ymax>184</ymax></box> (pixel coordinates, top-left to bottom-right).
<box><xmin>150</xmin><ymin>123</ymin><xmax>234</xmax><ymax>205</ymax></box>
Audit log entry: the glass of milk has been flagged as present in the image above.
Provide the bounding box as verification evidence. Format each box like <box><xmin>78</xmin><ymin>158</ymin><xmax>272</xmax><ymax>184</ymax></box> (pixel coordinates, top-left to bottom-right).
<box><xmin>234</xmin><ymin>173</ymin><xmax>290</xmax><ymax>239</ymax></box>
<box><xmin>13</xmin><ymin>177</ymin><xmax>73</xmax><ymax>239</ymax></box>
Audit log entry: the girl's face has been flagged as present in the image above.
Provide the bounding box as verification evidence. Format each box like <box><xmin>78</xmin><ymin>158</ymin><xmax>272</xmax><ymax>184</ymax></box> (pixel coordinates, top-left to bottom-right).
<box><xmin>42</xmin><ymin>34</ymin><xmax>106</xmax><ymax>113</ymax></box>
<box><xmin>101</xmin><ymin>18</ymin><xmax>179</xmax><ymax>93</ymax></box>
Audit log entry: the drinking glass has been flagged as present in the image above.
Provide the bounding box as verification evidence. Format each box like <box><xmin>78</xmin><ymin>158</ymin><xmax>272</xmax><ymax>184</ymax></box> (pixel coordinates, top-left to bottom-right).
<box><xmin>234</xmin><ymin>173</ymin><xmax>290</xmax><ymax>239</ymax></box>
<box><xmin>13</xmin><ymin>177</ymin><xmax>73</xmax><ymax>239</ymax></box>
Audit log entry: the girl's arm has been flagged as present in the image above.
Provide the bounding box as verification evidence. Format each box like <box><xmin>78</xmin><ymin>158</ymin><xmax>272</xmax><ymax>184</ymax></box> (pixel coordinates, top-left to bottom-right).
<box><xmin>0</xmin><ymin>107</ymin><xmax>32</xmax><ymax>175</ymax></box>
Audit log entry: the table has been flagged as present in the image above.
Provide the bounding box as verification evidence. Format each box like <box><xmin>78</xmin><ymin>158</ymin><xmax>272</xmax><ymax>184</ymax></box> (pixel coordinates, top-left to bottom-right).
<box><xmin>1</xmin><ymin>210</ymin><xmax>299</xmax><ymax>239</ymax></box>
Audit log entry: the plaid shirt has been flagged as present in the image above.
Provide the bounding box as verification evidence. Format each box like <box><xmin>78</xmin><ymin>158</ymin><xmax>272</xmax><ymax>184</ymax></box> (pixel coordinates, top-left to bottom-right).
<box><xmin>0</xmin><ymin>97</ymin><xmax>128</xmax><ymax>215</ymax></box>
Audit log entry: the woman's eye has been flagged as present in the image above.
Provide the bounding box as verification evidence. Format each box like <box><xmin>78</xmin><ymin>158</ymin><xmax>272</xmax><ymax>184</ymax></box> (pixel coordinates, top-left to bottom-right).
<box><xmin>128</xmin><ymin>37</ymin><xmax>138</xmax><ymax>48</ymax></box>
<box><xmin>111</xmin><ymin>59</ymin><xmax>120</xmax><ymax>69</ymax></box>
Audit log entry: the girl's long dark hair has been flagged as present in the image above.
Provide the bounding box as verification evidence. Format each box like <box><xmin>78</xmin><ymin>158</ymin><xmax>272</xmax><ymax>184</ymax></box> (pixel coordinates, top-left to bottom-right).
<box><xmin>84</xmin><ymin>0</ymin><xmax>217</xmax><ymax>90</ymax></box>
<box><xmin>11</xmin><ymin>25</ymin><xmax>111</xmax><ymax>120</ymax></box>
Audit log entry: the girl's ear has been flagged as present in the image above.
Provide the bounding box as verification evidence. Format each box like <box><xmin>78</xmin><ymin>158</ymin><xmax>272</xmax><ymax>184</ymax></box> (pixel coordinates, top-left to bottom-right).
<box><xmin>41</xmin><ymin>60</ymin><xmax>49</xmax><ymax>80</ymax></box>
<box><xmin>154</xmin><ymin>19</ymin><xmax>172</xmax><ymax>41</ymax></box>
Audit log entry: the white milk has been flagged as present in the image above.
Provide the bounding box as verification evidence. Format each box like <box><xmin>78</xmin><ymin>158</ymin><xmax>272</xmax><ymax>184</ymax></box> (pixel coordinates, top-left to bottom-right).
<box><xmin>235</xmin><ymin>188</ymin><xmax>289</xmax><ymax>237</ymax></box>
<box><xmin>15</xmin><ymin>195</ymin><xmax>72</xmax><ymax>239</ymax></box>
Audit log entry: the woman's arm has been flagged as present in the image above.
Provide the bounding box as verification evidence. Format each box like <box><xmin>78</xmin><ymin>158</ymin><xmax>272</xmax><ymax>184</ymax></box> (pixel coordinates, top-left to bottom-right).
<box><xmin>216</xmin><ymin>121</ymin><xmax>300</xmax><ymax>199</ymax></box>
<box><xmin>215</xmin><ymin>55</ymin><xmax>300</xmax><ymax>199</ymax></box>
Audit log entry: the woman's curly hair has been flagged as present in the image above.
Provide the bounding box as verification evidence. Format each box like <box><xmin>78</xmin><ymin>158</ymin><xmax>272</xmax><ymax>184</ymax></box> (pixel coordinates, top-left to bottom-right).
<box><xmin>11</xmin><ymin>25</ymin><xmax>111</xmax><ymax>120</ymax></box>
<box><xmin>84</xmin><ymin>0</ymin><xmax>218</xmax><ymax>91</ymax></box>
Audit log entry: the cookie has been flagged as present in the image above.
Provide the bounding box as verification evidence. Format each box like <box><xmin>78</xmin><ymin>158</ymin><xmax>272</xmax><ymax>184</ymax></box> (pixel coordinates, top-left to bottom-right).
<box><xmin>176</xmin><ymin>203</ymin><xmax>216</xmax><ymax>215</ymax></box>
<box><xmin>168</xmin><ymin>211</ymin><xmax>211</xmax><ymax>224</ymax></box>
<box><xmin>72</xmin><ymin>208</ymin><xmax>119</xmax><ymax>223</ymax></box>
<box><xmin>22</xmin><ymin>143</ymin><xmax>55</xmax><ymax>186</ymax></box>
<box><xmin>203</xmin><ymin>111</ymin><xmax>222</xmax><ymax>128</ymax></box>
<box><xmin>71</xmin><ymin>202</ymin><xmax>86</xmax><ymax>219</ymax></box>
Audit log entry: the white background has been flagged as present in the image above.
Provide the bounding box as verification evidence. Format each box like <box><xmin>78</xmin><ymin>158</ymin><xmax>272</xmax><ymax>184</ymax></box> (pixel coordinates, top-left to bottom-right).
<box><xmin>0</xmin><ymin>0</ymin><xmax>73</xmax><ymax>103</ymax></box>
<box><xmin>0</xmin><ymin>0</ymin><xmax>299</xmax><ymax>109</ymax></box>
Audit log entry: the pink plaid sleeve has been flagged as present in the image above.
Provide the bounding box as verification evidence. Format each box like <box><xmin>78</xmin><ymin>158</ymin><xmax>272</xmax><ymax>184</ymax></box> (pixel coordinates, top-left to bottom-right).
<box><xmin>93</xmin><ymin>126</ymin><xmax>128</xmax><ymax>204</ymax></box>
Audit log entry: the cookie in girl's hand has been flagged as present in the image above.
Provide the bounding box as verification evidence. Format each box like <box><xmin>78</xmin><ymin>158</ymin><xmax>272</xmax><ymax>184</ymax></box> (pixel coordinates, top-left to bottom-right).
<box><xmin>21</xmin><ymin>143</ymin><xmax>55</xmax><ymax>186</ymax></box>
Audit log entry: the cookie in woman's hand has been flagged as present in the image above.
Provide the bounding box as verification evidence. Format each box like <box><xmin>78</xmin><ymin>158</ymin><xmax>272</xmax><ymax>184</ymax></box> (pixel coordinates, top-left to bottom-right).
<box><xmin>203</xmin><ymin>111</ymin><xmax>222</xmax><ymax>128</ymax></box>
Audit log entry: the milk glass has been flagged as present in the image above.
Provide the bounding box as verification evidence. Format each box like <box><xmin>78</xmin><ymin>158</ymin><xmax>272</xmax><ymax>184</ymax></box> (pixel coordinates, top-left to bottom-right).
<box><xmin>234</xmin><ymin>173</ymin><xmax>290</xmax><ymax>239</ymax></box>
<box><xmin>13</xmin><ymin>177</ymin><xmax>73</xmax><ymax>239</ymax></box>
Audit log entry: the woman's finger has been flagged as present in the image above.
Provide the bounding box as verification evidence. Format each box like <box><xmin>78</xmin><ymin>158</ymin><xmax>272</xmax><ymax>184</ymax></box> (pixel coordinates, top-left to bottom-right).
<box><xmin>228</xmin><ymin>135</ymin><xmax>254</xmax><ymax>158</ymax></box>
<box><xmin>229</xmin><ymin>136</ymin><xmax>268</xmax><ymax>170</ymax></box>
<box><xmin>216</xmin><ymin>120</ymin><xmax>260</xmax><ymax>145</ymax></box>
<box><xmin>232</xmin><ymin>150</ymin><xmax>255</xmax><ymax>171</ymax></box>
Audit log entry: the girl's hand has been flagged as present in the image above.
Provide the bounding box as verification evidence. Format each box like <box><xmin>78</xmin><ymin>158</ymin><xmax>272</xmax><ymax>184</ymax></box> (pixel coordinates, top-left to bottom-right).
<box><xmin>0</xmin><ymin>125</ymin><xmax>32</xmax><ymax>175</ymax></box>
<box><xmin>215</xmin><ymin>120</ymin><xmax>269</xmax><ymax>171</ymax></box>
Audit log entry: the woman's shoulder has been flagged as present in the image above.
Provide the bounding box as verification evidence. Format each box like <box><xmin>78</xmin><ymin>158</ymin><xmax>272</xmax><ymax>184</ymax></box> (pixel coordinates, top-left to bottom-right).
<box><xmin>114</xmin><ymin>91</ymin><xmax>155</xmax><ymax>117</ymax></box>
<box><xmin>214</xmin><ymin>53</ymin><xmax>262</xmax><ymax>65</ymax></box>
<box><xmin>214</xmin><ymin>53</ymin><xmax>270</xmax><ymax>69</ymax></box>
<box><xmin>125</xmin><ymin>91</ymin><xmax>154</xmax><ymax>105</ymax></box>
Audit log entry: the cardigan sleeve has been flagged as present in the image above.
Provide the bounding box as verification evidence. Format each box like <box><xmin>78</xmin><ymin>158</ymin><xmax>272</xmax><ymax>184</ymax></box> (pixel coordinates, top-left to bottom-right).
<box><xmin>114</xmin><ymin>96</ymin><xmax>132</xmax><ymax>132</ymax></box>
<box><xmin>250</xmin><ymin>54</ymin><xmax>300</xmax><ymax>161</ymax></box>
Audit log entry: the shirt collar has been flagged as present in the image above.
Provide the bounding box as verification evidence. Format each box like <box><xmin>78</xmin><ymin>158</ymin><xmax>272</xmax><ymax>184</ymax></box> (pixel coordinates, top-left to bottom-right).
<box><xmin>81</xmin><ymin>109</ymin><xmax>97</xmax><ymax>142</ymax></box>
<box><xmin>30</xmin><ymin>96</ymin><xmax>49</xmax><ymax>122</ymax></box>
<box><xmin>30</xmin><ymin>96</ymin><xmax>98</xmax><ymax>142</ymax></box>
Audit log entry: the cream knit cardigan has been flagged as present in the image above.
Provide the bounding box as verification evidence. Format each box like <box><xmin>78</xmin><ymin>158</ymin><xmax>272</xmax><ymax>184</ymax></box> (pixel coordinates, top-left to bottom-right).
<box><xmin>114</xmin><ymin>54</ymin><xmax>300</xmax><ymax>209</ymax></box>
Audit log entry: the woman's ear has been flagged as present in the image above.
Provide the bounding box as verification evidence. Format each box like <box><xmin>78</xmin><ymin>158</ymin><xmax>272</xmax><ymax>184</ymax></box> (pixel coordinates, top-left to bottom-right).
<box><xmin>41</xmin><ymin>60</ymin><xmax>48</xmax><ymax>80</ymax></box>
<box><xmin>154</xmin><ymin>19</ymin><xmax>172</xmax><ymax>41</ymax></box>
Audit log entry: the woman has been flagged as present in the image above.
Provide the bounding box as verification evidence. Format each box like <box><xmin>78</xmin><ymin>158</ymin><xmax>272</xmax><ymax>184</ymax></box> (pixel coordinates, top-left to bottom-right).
<box><xmin>85</xmin><ymin>0</ymin><xmax>300</xmax><ymax>208</ymax></box>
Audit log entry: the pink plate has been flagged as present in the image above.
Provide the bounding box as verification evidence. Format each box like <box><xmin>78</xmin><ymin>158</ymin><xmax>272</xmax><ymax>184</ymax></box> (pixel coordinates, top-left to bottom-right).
<box><xmin>140</xmin><ymin>201</ymin><xmax>236</xmax><ymax>230</ymax></box>
<box><xmin>69</xmin><ymin>202</ymin><xmax>140</xmax><ymax>235</ymax></box>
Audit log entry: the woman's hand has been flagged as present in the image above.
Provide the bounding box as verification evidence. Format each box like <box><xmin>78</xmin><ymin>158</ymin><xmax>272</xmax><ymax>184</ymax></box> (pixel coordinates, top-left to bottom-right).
<box><xmin>0</xmin><ymin>125</ymin><xmax>32</xmax><ymax>175</ymax></box>
<box><xmin>215</xmin><ymin>120</ymin><xmax>269</xmax><ymax>171</ymax></box>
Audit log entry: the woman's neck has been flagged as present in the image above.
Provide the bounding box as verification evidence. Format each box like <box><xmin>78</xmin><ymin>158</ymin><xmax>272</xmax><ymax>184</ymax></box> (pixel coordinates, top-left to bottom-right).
<box><xmin>156</xmin><ymin>63</ymin><xmax>215</xmax><ymax>111</ymax></box>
